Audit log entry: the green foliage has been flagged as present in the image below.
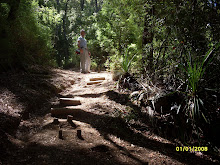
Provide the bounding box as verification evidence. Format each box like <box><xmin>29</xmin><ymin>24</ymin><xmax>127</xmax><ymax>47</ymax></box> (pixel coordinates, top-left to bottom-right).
<box><xmin>93</xmin><ymin>0</ymin><xmax>220</xmax><ymax>146</ymax></box>
<box><xmin>180</xmin><ymin>43</ymin><xmax>220</xmax><ymax>123</ymax></box>
<box><xmin>0</xmin><ymin>0</ymin><xmax>54</xmax><ymax>71</ymax></box>
<box><xmin>90</xmin><ymin>59</ymin><xmax>98</xmax><ymax>71</ymax></box>
<box><xmin>120</xmin><ymin>45</ymin><xmax>136</xmax><ymax>74</ymax></box>
<box><xmin>1</xmin><ymin>0</ymin><xmax>219</xmax><ymax>72</ymax></box>
<box><xmin>33</xmin><ymin>0</ymin><xmax>105</xmax><ymax>68</ymax></box>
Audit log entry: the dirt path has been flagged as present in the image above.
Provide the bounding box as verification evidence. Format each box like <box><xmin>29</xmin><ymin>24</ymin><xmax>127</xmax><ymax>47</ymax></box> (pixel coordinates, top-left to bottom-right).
<box><xmin>1</xmin><ymin>70</ymin><xmax>217</xmax><ymax>165</ymax></box>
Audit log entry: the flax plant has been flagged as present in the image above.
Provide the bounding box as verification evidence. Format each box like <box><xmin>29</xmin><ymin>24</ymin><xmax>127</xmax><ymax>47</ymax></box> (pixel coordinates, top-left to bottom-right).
<box><xmin>182</xmin><ymin>43</ymin><xmax>220</xmax><ymax>123</ymax></box>
<box><xmin>121</xmin><ymin>48</ymin><xmax>136</xmax><ymax>74</ymax></box>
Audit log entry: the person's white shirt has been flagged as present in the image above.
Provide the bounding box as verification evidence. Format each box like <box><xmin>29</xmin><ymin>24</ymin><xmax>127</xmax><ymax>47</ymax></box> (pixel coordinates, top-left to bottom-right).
<box><xmin>77</xmin><ymin>36</ymin><xmax>87</xmax><ymax>49</ymax></box>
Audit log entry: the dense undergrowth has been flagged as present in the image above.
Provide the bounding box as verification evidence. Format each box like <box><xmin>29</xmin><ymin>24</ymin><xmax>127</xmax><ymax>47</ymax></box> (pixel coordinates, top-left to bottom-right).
<box><xmin>0</xmin><ymin>0</ymin><xmax>54</xmax><ymax>72</ymax></box>
<box><xmin>116</xmin><ymin>44</ymin><xmax>220</xmax><ymax>155</ymax></box>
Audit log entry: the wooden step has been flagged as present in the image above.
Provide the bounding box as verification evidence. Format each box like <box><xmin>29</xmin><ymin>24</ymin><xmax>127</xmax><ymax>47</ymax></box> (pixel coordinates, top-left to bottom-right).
<box><xmin>89</xmin><ymin>77</ymin><xmax>105</xmax><ymax>81</ymax></box>
<box><xmin>60</xmin><ymin>98</ymin><xmax>81</xmax><ymax>106</ymax></box>
<box><xmin>51</xmin><ymin>107</ymin><xmax>81</xmax><ymax>116</ymax></box>
<box><xmin>87</xmin><ymin>80</ymin><xmax>103</xmax><ymax>85</ymax></box>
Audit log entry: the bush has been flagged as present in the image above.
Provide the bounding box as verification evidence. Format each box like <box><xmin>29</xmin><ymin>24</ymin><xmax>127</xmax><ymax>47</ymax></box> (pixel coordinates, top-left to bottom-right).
<box><xmin>0</xmin><ymin>0</ymin><xmax>53</xmax><ymax>72</ymax></box>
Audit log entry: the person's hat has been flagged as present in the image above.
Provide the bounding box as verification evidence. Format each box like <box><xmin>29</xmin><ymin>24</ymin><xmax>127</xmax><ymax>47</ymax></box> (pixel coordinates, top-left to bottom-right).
<box><xmin>80</xmin><ymin>29</ymin><xmax>85</xmax><ymax>33</ymax></box>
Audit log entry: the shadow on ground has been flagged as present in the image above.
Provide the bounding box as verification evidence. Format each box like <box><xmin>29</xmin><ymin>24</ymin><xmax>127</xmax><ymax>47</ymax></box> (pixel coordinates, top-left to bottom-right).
<box><xmin>1</xmin><ymin>69</ymin><xmax>218</xmax><ymax>164</ymax></box>
<box><xmin>62</xmin><ymin>107</ymin><xmax>215</xmax><ymax>164</ymax></box>
<box><xmin>53</xmin><ymin>89</ymin><xmax>218</xmax><ymax>164</ymax></box>
<box><xmin>1</xmin><ymin>140</ymin><xmax>127</xmax><ymax>165</ymax></box>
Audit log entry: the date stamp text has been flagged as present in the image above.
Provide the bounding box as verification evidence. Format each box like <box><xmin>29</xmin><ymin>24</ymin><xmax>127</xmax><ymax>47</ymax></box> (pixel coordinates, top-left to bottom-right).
<box><xmin>176</xmin><ymin>146</ymin><xmax>208</xmax><ymax>152</ymax></box>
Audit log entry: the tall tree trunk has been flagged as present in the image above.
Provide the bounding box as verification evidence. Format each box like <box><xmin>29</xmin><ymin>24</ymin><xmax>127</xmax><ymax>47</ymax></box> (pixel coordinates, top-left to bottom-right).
<box><xmin>142</xmin><ymin>4</ymin><xmax>154</xmax><ymax>74</ymax></box>
<box><xmin>81</xmin><ymin>0</ymin><xmax>85</xmax><ymax>11</ymax></box>
<box><xmin>118</xmin><ymin>27</ymin><xmax>122</xmax><ymax>54</ymax></box>
<box><xmin>56</xmin><ymin>0</ymin><xmax>60</xmax><ymax>12</ymax></box>
<box><xmin>63</xmin><ymin>0</ymin><xmax>70</xmax><ymax>65</ymax></box>
<box><xmin>142</xmin><ymin>10</ymin><xmax>148</xmax><ymax>74</ymax></box>
<box><xmin>55</xmin><ymin>0</ymin><xmax>62</xmax><ymax>66</ymax></box>
<box><xmin>95</xmin><ymin>0</ymin><xmax>98</xmax><ymax>12</ymax></box>
<box><xmin>148</xmin><ymin>5</ymin><xmax>155</xmax><ymax>73</ymax></box>
<box><xmin>191</xmin><ymin>0</ymin><xmax>197</xmax><ymax>51</ymax></box>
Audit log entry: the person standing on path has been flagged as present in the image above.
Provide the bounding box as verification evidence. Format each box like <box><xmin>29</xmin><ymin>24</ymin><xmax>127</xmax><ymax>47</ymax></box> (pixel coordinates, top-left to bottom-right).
<box><xmin>77</xmin><ymin>29</ymin><xmax>91</xmax><ymax>73</ymax></box>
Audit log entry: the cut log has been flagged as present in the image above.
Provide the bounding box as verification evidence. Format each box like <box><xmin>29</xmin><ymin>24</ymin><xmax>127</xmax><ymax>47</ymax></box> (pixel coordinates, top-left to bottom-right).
<box><xmin>67</xmin><ymin>115</ymin><xmax>76</xmax><ymax>128</ymax></box>
<box><xmin>89</xmin><ymin>77</ymin><xmax>105</xmax><ymax>81</ymax></box>
<box><xmin>52</xmin><ymin>118</ymin><xmax>59</xmax><ymax>125</ymax></box>
<box><xmin>59</xmin><ymin>130</ymin><xmax>63</xmax><ymax>139</ymax></box>
<box><xmin>60</xmin><ymin>98</ymin><xmax>81</xmax><ymax>106</ymax></box>
<box><xmin>87</xmin><ymin>81</ymin><xmax>103</xmax><ymax>85</ymax></box>
<box><xmin>51</xmin><ymin>107</ymin><xmax>80</xmax><ymax>116</ymax></box>
<box><xmin>77</xmin><ymin>129</ymin><xmax>84</xmax><ymax>140</ymax></box>
<box><xmin>67</xmin><ymin>115</ymin><xmax>73</xmax><ymax>122</ymax></box>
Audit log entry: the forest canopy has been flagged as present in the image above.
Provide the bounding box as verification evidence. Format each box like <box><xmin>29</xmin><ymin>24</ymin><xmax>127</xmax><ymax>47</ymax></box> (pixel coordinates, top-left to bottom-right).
<box><xmin>1</xmin><ymin>0</ymin><xmax>219</xmax><ymax>70</ymax></box>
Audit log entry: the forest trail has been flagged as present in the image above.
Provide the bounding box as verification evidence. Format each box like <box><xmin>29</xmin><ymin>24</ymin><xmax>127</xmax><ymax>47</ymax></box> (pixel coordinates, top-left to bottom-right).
<box><xmin>2</xmin><ymin>70</ymin><xmax>216</xmax><ymax>165</ymax></box>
